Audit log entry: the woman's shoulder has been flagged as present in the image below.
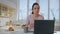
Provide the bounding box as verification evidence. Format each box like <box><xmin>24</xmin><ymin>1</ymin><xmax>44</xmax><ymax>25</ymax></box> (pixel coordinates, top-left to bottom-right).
<box><xmin>39</xmin><ymin>15</ymin><xmax>44</xmax><ymax>17</ymax></box>
<box><xmin>27</xmin><ymin>14</ymin><xmax>32</xmax><ymax>18</ymax></box>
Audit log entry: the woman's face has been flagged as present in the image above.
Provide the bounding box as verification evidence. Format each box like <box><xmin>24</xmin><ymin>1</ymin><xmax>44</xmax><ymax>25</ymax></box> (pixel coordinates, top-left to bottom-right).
<box><xmin>32</xmin><ymin>5</ymin><xmax>40</xmax><ymax>15</ymax></box>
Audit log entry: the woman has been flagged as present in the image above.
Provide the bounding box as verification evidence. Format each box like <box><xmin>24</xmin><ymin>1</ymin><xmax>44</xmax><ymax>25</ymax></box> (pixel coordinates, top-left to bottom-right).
<box><xmin>26</xmin><ymin>2</ymin><xmax>44</xmax><ymax>30</ymax></box>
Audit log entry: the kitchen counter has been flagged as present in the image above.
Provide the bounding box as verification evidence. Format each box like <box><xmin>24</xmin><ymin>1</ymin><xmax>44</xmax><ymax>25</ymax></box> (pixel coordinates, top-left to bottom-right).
<box><xmin>0</xmin><ymin>29</ymin><xmax>60</xmax><ymax>34</ymax></box>
<box><xmin>0</xmin><ymin>26</ymin><xmax>60</xmax><ymax>34</ymax></box>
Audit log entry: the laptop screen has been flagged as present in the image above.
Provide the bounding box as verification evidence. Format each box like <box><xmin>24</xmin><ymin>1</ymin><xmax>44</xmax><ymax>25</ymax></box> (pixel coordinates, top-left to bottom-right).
<box><xmin>34</xmin><ymin>20</ymin><xmax>55</xmax><ymax>34</ymax></box>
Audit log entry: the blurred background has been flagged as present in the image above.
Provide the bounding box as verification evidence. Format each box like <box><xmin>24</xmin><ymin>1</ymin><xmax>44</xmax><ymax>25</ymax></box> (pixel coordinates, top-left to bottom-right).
<box><xmin>0</xmin><ymin>0</ymin><xmax>60</xmax><ymax>31</ymax></box>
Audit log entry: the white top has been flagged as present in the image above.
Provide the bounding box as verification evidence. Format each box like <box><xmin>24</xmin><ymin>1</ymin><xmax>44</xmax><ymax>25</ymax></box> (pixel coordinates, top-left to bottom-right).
<box><xmin>26</xmin><ymin>14</ymin><xmax>44</xmax><ymax>31</ymax></box>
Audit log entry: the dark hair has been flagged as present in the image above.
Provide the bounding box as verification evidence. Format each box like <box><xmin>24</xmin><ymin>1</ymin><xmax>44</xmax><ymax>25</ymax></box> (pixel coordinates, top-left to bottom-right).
<box><xmin>32</xmin><ymin>2</ymin><xmax>39</xmax><ymax>14</ymax></box>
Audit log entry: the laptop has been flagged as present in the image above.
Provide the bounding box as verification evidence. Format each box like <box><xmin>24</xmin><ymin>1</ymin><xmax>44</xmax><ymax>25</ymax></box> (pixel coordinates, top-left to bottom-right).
<box><xmin>34</xmin><ymin>20</ymin><xmax>55</xmax><ymax>34</ymax></box>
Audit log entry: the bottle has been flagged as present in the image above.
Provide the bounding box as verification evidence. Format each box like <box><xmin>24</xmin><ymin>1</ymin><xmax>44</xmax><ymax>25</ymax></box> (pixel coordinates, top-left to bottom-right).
<box><xmin>53</xmin><ymin>17</ymin><xmax>55</xmax><ymax>23</ymax></box>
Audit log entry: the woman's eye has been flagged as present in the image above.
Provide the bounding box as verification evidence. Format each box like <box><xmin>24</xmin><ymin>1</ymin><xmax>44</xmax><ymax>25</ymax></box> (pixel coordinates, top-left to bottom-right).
<box><xmin>34</xmin><ymin>8</ymin><xmax>39</xmax><ymax>10</ymax></box>
<box><xmin>38</xmin><ymin>8</ymin><xmax>40</xmax><ymax>9</ymax></box>
<box><xmin>38</xmin><ymin>8</ymin><xmax>39</xmax><ymax>9</ymax></box>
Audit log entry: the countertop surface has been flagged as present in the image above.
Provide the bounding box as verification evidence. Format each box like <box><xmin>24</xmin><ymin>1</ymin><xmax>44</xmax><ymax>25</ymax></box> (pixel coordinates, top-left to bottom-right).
<box><xmin>0</xmin><ymin>26</ymin><xmax>60</xmax><ymax>34</ymax></box>
<box><xmin>0</xmin><ymin>29</ymin><xmax>60</xmax><ymax>34</ymax></box>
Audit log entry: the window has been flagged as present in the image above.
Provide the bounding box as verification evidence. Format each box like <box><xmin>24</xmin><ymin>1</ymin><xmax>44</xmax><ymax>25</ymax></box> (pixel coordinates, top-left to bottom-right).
<box><xmin>19</xmin><ymin>0</ymin><xmax>36</xmax><ymax>20</ymax></box>
<box><xmin>39</xmin><ymin>0</ymin><xmax>48</xmax><ymax>20</ymax></box>
<box><xmin>50</xmin><ymin>0</ymin><xmax>59</xmax><ymax>20</ymax></box>
<box><xmin>29</xmin><ymin>0</ymin><xmax>36</xmax><ymax>15</ymax></box>
<box><xmin>19</xmin><ymin>0</ymin><xmax>27</xmax><ymax>20</ymax></box>
<box><xmin>39</xmin><ymin>0</ymin><xmax>59</xmax><ymax>20</ymax></box>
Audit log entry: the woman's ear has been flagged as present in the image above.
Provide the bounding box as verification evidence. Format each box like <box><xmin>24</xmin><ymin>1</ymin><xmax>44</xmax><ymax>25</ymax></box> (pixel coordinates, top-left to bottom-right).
<box><xmin>32</xmin><ymin>10</ymin><xmax>34</xmax><ymax>14</ymax></box>
<box><xmin>32</xmin><ymin>12</ymin><xmax>34</xmax><ymax>14</ymax></box>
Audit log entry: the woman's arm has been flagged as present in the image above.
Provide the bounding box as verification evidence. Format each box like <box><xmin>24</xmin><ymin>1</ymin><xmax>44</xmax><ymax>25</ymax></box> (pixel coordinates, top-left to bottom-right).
<box><xmin>26</xmin><ymin>16</ymin><xmax>30</xmax><ymax>26</ymax></box>
<box><xmin>26</xmin><ymin>16</ymin><xmax>34</xmax><ymax>29</ymax></box>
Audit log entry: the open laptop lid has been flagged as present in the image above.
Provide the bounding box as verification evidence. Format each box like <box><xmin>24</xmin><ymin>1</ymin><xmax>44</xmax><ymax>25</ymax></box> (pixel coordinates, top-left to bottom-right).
<box><xmin>34</xmin><ymin>20</ymin><xmax>55</xmax><ymax>34</ymax></box>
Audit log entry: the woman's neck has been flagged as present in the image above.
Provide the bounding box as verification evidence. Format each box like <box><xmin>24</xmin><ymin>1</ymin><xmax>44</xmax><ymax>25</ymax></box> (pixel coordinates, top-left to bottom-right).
<box><xmin>33</xmin><ymin>14</ymin><xmax>39</xmax><ymax>19</ymax></box>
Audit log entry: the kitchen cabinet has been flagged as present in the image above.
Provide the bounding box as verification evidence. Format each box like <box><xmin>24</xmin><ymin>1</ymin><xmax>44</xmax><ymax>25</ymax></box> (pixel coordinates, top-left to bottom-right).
<box><xmin>0</xmin><ymin>3</ymin><xmax>16</xmax><ymax>18</ymax></box>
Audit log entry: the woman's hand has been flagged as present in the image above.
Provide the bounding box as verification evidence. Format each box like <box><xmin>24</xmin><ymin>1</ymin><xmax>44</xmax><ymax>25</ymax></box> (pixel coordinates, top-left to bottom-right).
<box><xmin>21</xmin><ymin>24</ymin><xmax>26</xmax><ymax>29</ymax></box>
<box><xmin>28</xmin><ymin>23</ymin><xmax>34</xmax><ymax>29</ymax></box>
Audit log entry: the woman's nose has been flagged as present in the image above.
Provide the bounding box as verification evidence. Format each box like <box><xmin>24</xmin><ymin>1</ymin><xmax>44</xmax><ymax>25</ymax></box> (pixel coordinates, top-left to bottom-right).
<box><xmin>36</xmin><ymin>9</ymin><xmax>39</xmax><ymax>11</ymax></box>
